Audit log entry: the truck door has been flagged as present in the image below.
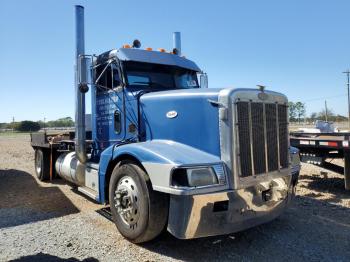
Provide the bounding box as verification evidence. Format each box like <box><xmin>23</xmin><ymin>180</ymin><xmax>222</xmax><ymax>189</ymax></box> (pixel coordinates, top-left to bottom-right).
<box><xmin>94</xmin><ymin>62</ymin><xmax>125</xmax><ymax>151</ymax></box>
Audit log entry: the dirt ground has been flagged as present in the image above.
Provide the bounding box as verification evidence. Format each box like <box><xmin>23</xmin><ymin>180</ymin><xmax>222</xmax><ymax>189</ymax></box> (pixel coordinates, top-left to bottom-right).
<box><xmin>0</xmin><ymin>135</ymin><xmax>349</xmax><ymax>262</ymax></box>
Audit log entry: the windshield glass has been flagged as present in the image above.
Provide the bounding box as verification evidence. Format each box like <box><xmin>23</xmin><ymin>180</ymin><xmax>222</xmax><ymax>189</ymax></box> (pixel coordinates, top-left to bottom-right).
<box><xmin>124</xmin><ymin>61</ymin><xmax>199</xmax><ymax>90</ymax></box>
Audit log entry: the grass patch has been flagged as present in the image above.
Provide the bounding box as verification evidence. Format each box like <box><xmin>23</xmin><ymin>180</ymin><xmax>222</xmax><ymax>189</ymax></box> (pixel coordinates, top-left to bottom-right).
<box><xmin>0</xmin><ymin>131</ymin><xmax>31</xmax><ymax>137</ymax></box>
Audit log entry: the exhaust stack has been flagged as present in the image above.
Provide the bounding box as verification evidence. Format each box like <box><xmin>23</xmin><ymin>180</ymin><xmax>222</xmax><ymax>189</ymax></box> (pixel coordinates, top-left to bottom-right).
<box><xmin>75</xmin><ymin>5</ymin><xmax>87</xmax><ymax>164</ymax></box>
<box><xmin>173</xmin><ymin>32</ymin><xmax>181</xmax><ymax>56</ymax></box>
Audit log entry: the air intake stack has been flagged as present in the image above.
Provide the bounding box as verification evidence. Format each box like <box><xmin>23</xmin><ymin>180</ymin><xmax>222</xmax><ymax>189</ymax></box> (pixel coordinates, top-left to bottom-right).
<box><xmin>173</xmin><ymin>32</ymin><xmax>181</xmax><ymax>56</ymax></box>
<box><xmin>75</xmin><ymin>5</ymin><xmax>87</xmax><ymax>164</ymax></box>
<box><xmin>55</xmin><ymin>5</ymin><xmax>87</xmax><ymax>187</ymax></box>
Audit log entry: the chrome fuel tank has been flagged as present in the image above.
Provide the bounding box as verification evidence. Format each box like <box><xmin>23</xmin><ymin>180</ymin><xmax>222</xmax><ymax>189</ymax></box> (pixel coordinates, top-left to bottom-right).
<box><xmin>55</xmin><ymin>152</ymin><xmax>85</xmax><ymax>186</ymax></box>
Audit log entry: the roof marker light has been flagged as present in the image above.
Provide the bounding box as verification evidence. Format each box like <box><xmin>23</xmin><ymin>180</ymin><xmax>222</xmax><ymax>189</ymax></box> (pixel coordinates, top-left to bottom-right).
<box><xmin>145</xmin><ymin>47</ymin><xmax>153</xmax><ymax>51</ymax></box>
<box><xmin>158</xmin><ymin>48</ymin><xmax>166</xmax><ymax>52</ymax></box>
<box><xmin>123</xmin><ymin>44</ymin><xmax>131</xmax><ymax>48</ymax></box>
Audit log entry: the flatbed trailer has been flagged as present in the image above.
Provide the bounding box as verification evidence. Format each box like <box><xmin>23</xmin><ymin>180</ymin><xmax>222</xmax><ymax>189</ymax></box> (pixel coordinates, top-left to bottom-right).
<box><xmin>290</xmin><ymin>131</ymin><xmax>350</xmax><ymax>190</ymax></box>
<box><xmin>30</xmin><ymin>131</ymin><xmax>92</xmax><ymax>181</ymax></box>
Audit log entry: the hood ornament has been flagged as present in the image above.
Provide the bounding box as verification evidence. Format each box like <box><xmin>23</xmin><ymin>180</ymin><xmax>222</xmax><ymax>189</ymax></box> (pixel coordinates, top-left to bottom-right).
<box><xmin>257</xmin><ymin>85</ymin><xmax>266</xmax><ymax>92</ymax></box>
<box><xmin>257</xmin><ymin>85</ymin><xmax>268</xmax><ymax>100</ymax></box>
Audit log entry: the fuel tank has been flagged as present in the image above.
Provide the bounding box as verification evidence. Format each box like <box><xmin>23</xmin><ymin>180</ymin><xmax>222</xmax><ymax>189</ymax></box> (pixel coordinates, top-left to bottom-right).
<box><xmin>55</xmin><ymin>152</ymin><xmax>85</xmax><ymax>186</ymax></box>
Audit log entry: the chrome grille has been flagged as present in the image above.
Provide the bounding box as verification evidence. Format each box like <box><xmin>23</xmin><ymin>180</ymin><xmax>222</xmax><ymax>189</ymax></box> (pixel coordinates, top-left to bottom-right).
<box><xmin>236</xmin><ymin>101</ymin><xmax>289</xmax><ymax>177</ymax></box>
<box><xmin>251</xmin><ymin>103</ymin><xmax>266</xmax><ymax>175</ymax></box>
<box><xmin>265</xmin><ymin>104</ymin><xmax>279</xmax><ymax>171</ymax></box>
<box><xmin>278</xmin><ymin>105</ymin><xmax>289</xmax><ymax>169</ymax></box>
<box><xmin>236</xmin><ymin>102</ymin><xmax>252</xmax><ymax>177</ymax></box>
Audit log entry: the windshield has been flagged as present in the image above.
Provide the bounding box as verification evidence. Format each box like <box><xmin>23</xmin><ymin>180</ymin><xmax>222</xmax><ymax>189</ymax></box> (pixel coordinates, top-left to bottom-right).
<box><xmin>124</xmin><ymin>61</ymin><xmax>199</xmax><ymax>90</ymax></box>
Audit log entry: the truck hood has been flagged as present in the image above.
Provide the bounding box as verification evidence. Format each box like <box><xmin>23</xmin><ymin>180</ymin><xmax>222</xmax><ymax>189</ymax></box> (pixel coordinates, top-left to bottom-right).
<box><xmin>140</xmin><ymin>88</ymin><xmax>223</xmax><ymax>157</ymax></box>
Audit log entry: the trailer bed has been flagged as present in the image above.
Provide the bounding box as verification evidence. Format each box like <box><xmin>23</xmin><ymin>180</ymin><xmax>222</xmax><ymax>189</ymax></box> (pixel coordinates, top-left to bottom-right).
<box><xmin>290</xmin><ymin>131</ymin><xmax>350</xmax><ymax>190</ymax></box>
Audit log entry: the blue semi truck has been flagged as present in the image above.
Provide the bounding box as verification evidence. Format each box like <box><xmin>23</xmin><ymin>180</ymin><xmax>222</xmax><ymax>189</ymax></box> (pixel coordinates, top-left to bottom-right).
<box><xmin>31</xmin><ymin>6</ymin><xmax>300</xmax><ymax>243</ymax></box>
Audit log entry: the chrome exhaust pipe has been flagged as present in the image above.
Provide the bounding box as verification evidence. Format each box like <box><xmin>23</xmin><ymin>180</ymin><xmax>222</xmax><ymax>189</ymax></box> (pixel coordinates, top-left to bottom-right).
<box><xmin>55</xmin><ymin>5</ymin><xmax>87</xmax><ymax>186</ymax></box>
<box><xmin>173</xmin><ymin>32</ymin><xmax>181</xmax><ymax>56</ymax></box>
<box><xmin>75</xmin><ymin>5</ymin><xmax>87</xmax><ymax>164</ymax></box>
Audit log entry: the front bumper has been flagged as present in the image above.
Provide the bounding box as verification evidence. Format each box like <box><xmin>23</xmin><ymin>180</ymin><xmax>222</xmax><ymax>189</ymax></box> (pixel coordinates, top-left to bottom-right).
<box><xmin>167</xmin><ymin>176</ymin><xmax>294</xmax><ymax>239</ymax></box>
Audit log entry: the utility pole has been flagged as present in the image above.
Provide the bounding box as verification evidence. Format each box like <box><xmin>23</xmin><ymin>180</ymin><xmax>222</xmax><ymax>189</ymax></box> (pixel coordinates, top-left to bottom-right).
<box><xmin>343</xmin><ymin>70</ymin><xmax>350</xmax><ymax>128</ymax></box>
<box><xmin>44</xmin><ymin>117</ymin><xmax>46</xmax><ymax>132</ymax></box>
<box><xmin>325</xmin><ymin>100</ymin><xmax>328</xmax><ymax>122</ymax></box>
<box><xmin>12</xmin><ymin>117</ymin><xmax>15</xmax><ymax>132</ymax></box>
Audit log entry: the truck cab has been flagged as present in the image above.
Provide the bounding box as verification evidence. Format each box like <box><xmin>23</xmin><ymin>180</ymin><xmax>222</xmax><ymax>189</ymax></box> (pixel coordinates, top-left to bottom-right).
<box><xmin>31</xmin><ymin>5</ymin><xmax>300</xmax><ymax>243</ymax></box>
<box><xmin>91</xmin><ymin>47</ymin><xmax>203</xmax><ymax>153</ymax></box>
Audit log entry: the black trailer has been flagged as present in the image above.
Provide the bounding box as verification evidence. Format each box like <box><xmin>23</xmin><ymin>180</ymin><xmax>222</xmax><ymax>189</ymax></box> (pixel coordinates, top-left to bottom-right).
<box><xmin>290</xmin><ymin>131</ymin><xmax>350</xmax><ymax>190</ymax></box>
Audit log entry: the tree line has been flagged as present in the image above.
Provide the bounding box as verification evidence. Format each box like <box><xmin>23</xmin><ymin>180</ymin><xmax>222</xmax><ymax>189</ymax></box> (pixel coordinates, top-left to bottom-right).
<box><xmin>289</xmin><ymin>101</ymin><xmax>347</xmax><ymax>123</ymax></box>
<box><xmin>0</xmin><ymin>117</ymin><xmax>74</xmax><ymax>132</ymax></box>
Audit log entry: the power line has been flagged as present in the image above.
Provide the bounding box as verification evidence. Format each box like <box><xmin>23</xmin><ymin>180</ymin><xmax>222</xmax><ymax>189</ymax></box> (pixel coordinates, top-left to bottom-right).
<box><xmin>343</xmin><ymin>70</ymin><xmax>350</xmax><ymax>128</ymax></box>
<box><xmin>301</xmin><ymin>93</ymin><xmax>346</xmax><ymax>103</ymax></box>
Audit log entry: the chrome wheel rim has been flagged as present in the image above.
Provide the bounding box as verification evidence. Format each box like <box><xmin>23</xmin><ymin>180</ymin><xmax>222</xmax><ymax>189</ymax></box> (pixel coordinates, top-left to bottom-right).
<box><xmin>35</xmin><ymin>150</ymin><xmax>42</xmax><ymax>175</ymax></box>
<box><xmin>114</xmin><ymin>176</ymin><xmax>140</xmax><ymax>228</ymax></box>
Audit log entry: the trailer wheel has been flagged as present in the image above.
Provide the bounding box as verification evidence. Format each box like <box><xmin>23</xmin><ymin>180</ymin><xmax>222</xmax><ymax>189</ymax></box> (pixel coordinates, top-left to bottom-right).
<box><xmin>34</xmin><ymin>149</ymin><xmax>50</xmax><ymax>181</ymax></box>
<box><xmin>109</xmin><ymin>160</ymin><xmax>169</xmax><ymax>243</ymax></box>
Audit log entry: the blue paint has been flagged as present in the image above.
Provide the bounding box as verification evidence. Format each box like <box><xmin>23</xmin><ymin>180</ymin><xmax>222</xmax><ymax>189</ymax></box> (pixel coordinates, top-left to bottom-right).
<box><xmin>95</xmin><ymin>88</ymin><xmax>223</xmax><ymax>203</ymax></box>
<box><xmin>140</xmin><ymin>88</ymin><xmax>222</xmax><ymax>157</ymax></box>
<box><xmin>97</xmin><ymin>139</ymin><xmax>223</xmax><ymax>203</ymax></box>
<box><xmin>91</xmin><ymin>50</ymin><xmax>224</xmax><ymax>203</ymax></box>
<box><xmin>115</xmin><ymin>48</ymin><xmax>200</xmax><ymax>71</ymax></box>
<box><xmin>98</xmin><ymin>145</ymin><xmax>114</xmax><ymax>203</ymax></box>
<box><xmin>95</xmin><ymin>90</ymin><xmax>122</xmax><ymax>150</ymax></box>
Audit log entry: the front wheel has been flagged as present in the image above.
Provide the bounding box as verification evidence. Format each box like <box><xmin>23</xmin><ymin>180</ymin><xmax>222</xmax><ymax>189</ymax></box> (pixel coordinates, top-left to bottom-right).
<box><xmin>109</xmin><ymin>160</ymin><xmax>169</xmax><ymax>243</ymax></box>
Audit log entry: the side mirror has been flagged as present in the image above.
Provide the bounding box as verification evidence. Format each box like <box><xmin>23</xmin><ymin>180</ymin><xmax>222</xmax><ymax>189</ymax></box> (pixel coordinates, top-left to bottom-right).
<box><xmin>79</xmin><ymin>82</ymin><xmax>89</xmax><ymax>93</ymax></box>
<box><xmin>199</xmin><ymin>72</ymin><xmax>208</xmax><ymax>89</ymax></box>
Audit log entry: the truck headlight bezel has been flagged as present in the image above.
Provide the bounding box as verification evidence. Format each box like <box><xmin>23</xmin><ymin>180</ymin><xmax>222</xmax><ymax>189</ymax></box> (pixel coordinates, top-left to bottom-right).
<box><xmin>171</xmin><ymin>164</ymin><xmax>227</xmax><ymax>188</ymax></box>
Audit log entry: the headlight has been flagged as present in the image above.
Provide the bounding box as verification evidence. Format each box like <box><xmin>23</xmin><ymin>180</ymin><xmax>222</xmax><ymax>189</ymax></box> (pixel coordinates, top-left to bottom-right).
<box><xmin>171</xmin><ymin>164</ymin><xmax>226</xmax><ymax>188</ymax></box>
<box><xmin>187</xmin><ymin>167</ymin><xmax>218</xmax><ymax>187</ymax></box>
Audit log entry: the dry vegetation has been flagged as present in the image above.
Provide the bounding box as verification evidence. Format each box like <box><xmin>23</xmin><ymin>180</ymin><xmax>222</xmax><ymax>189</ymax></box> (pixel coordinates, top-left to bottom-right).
<box><xmin>0</xmin><ymin>135</ymin><xmax>349</xmax><ymax>261</ymax></box>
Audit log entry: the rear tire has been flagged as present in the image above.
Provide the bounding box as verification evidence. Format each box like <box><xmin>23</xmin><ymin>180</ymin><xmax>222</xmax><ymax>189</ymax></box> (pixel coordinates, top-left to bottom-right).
<box><xmin>34</xmin><ymin>148</ymin><xmax>50</xmax><ymax>181</ymax></box>
<box><xmin>109</xmin><ymin>160</ymin><xmax>169</xmax><ymax>243</ymax></box>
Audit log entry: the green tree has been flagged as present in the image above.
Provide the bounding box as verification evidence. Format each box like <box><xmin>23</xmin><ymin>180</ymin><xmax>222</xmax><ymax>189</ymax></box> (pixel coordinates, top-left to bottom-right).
<box><xmin>318</xmin><ymin>109</ymin><xmax>334</xmax><ymax>121</ymax></box>
<box><xmin>294</xmin><ymin>102</ymin><xmax>306</xmax><ymax>124</ymax></box>
<box><xmin>15</xmin><ymin>121</ymin><xmax>41</xmax><ymax>132</ymax></box>
<box><xmin>309</xmin><ymin>112</ymin><xmax>317</xmax><ymax>122</ymax></box>
<box><xmin>288</xmin><ymin>102</ymin><xmax>297</xmax><ymax>122</ymax></box>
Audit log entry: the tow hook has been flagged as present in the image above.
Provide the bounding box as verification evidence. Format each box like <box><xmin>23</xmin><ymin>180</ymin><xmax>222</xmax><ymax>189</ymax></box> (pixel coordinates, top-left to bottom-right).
<box><xmin>262</xmin><ymin>189</ymin><xmax>273</xmax><ymax>202</ymax></box>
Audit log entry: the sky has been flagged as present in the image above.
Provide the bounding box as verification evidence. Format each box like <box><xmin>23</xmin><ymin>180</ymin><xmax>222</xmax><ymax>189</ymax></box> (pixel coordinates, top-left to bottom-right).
<box><xmin>1</xmin><ymin>0</ymin><xmax>350</xmax><ymax>122</ymax></box>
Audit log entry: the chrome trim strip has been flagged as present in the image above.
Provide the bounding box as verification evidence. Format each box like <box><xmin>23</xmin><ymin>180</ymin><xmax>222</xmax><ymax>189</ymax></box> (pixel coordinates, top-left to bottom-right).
<box><xmin>234</xmin><ymin>101</ymin><xmax>242</xmax><ymax>178</ymax></box>
<box><xmin>232</xmin><ymin>101</ymin><xmax>240</xmax><ymax>187</ymax></box>
<box><xmin>248</xmin><ymin>101</ymin><xmax>255</xmax><ymax>176</ymax></box>
<box><xmin>237</xmin><ymin>167</ymin><xmax>290</xmax><ymax>188</ymax></box>
<box><xmin>286</xmin><ymin>104</ymin><xmax>291</xmax><ymax>165</ymax></box>
<box><xmin>276</xmin><ymin>103</ymin><xmax>280</xmax><ymax>170</ymax></box>
<box><xmin>263</xmin><ymin>103</ymin><xmax>269</xmax><ymax>174</ymax></box>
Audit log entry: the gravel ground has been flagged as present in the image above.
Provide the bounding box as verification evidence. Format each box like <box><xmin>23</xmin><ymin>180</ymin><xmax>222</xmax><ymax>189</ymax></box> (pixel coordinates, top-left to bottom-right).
<box><xmin>0</xmin><ymin>134</ymin><xmax>350</xmax><ymax>262</ymax></box>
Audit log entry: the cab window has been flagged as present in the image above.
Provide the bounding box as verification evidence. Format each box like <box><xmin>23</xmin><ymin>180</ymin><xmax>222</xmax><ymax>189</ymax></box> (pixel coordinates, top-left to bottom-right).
<box><xmin>95</xmin><ymin>63</ymin><xmax>121</xmax><ymax>90</ymax></box>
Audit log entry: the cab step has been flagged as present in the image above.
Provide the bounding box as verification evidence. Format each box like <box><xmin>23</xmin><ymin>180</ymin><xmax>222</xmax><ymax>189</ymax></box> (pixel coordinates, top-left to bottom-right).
<box><xmin>77</xmin><ymin>186</ymin><xmax>98</xmax><ymax>201</ymax></box>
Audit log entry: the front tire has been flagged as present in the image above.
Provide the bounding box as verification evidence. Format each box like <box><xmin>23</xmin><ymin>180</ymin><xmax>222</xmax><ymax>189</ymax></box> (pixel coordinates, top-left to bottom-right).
<box><xmin>109</xmin><ymin>160</ymin><xmax>169</xmax><ymax>243</ymax></box>
<box><xmin>34</xmin><ymin>148</ymin><xmax>50</xmax><ymax>181</ymax></box>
